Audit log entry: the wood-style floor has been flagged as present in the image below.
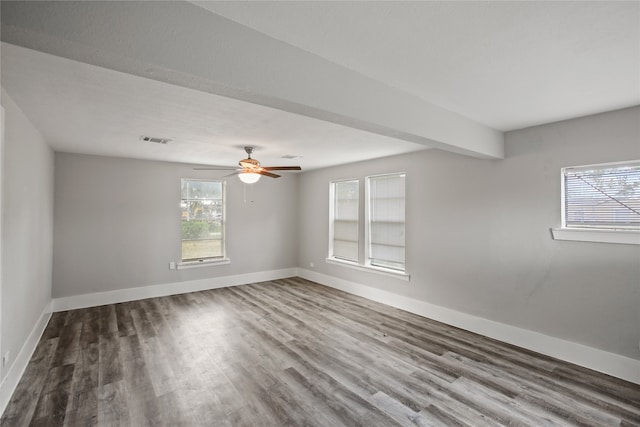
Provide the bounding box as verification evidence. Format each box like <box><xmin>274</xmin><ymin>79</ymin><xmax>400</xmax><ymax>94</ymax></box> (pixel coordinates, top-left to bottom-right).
<box><xmin>2</xmin><ymin>278</ymin><xmax>639</xmax><ymax>426</ymax></box>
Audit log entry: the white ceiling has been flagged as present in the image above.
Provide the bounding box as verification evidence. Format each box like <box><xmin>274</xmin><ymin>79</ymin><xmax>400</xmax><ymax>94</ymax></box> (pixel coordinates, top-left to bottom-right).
<box><xmin>1</xmin><ymin>43</ymin><xmax>424</xmax><ymax>170</ymax></box>
<box><xmin>196</xmin><ymin>1</ymin><xmax>640</xmax><ymax>131</ymax></box>
<box><xmin>1</xmin><ymin>1</ymin><xmax>638</xmax><ymax>170</ymax></box>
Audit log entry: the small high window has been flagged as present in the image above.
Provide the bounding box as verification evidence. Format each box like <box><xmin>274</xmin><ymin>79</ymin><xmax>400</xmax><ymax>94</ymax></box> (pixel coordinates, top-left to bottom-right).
<box><xmin>552</xmin><ymin>160</ymin><xmax>640</xmax><ymax>245</ymax></box>
<box><xmin>562</xmin><ymin>161</ymin><xmax>640</xmax><ymax>229</ymax></box>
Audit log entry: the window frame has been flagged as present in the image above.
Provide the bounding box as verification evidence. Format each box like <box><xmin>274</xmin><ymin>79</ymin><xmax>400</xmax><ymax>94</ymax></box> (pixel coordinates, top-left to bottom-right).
<box><xmin>552</xmin><ymin>160</ymin><xmax>640</xmax><ymax>245</ymax></box>
<box><xmin>328</xmin><ymin>178</ymin><xmax>360</xmax><ymax>263</ymax></box>
<box><xmin>179</xmin><ymin>178</ymin><xmax>229</xmax><ymax>267</ymax></box>
<box><xmin>326</xmin><ymin>173</ymin><xmax>410</xmax><ymax>280</ymax></box>
<box><xmin>365</xmin><ymin>172</ymin><xmax>407</xmax><ymax>273</ymax></box>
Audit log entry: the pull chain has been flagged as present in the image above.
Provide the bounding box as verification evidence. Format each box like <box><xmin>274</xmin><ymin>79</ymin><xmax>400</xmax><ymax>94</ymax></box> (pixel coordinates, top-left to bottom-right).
<box><xmin>243</xmin><ymin>182</ymin><xmax>255</xmax><ymax>204</ymax></box>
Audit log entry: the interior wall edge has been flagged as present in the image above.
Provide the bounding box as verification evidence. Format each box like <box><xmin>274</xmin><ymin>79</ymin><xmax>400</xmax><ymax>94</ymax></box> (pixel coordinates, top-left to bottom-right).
<box><xmin>0</xmin><ymin>302</ymin><xmax>52</xmax><ymax>416</ymax></box>
<box><xmin>51</xmin><ymin>267</ymin><xmax>298</xmax><ymax>312</ymax></box>
<box><xmin>297</xmin><ymin>268</ymin><xmax>640</xmax><ymax>385</ymax></box>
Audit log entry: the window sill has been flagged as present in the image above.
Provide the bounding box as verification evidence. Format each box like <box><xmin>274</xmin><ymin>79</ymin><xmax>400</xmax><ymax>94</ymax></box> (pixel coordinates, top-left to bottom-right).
<box><xmin>325</xmin><ymin>258</ymin><xmax>410</xmax><ymax>281</ymax></box>
<box><xmin>177</xmin><ymin>258</ymin><xmax>231</xmax><ymax>270</ymax></box>
<box><xmin>551</xmin><ymin>228</ymin><xmax>640</xmax><ymax>245</ymax></box>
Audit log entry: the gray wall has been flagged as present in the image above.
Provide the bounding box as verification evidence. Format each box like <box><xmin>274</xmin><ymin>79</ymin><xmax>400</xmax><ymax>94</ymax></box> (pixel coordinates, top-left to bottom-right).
<box><xmin>1</xmin><ymin>89</ymin><xmax>54</xmax><ymax>381</ymax></box>
<box><xmin>298</xmin><ymin>106</ymin><xmax>640</xmax><ymax>360</ymax></box>
<box><xmin>53</xmin><ymin>153</ymin><xmax>298</xmax><ymax>298</ymax></box>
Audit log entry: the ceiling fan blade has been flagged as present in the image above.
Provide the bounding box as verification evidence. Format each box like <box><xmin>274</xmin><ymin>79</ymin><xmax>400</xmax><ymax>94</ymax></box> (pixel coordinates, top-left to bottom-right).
<box><xmin>258</xmin><ymin>170</ymin><xmax>281</xmax><ymax>178</ymax></box>
<box><xmin>222</xmin><ymin>171</ymin><xmax>242</xmax><ymax>178</ymax></box>
<box><xmin>262</xmin><ymin>166</ymin><xmax>302</xmax><ymax>171</ymax></box>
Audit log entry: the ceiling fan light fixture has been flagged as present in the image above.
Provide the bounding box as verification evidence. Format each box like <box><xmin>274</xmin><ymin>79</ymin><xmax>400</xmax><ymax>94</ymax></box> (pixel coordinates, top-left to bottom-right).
<box><xmin>238</xmin><ymin>172</ymin><xmax>261</xmax><ymax>184</ymax></box>
<box><xmin>194</xmin><ymin>146</ymin><xmax>301</xmax><ymax>181</ymax></box>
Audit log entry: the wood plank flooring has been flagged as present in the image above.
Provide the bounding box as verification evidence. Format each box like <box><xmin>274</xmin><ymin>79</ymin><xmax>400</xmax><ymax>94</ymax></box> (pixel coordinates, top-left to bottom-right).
<box><xmin>2</xmin><ymin>277</ymin><xmax>639</xmax><ymax>426</ymax></box>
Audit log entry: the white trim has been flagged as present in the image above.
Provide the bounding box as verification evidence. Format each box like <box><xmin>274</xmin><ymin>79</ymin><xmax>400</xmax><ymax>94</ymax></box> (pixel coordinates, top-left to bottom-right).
<box><xmin>0</xmin><ymin>105</ymin><xmax>5</xmax><ymax>391</ymax></box>
<box><xmin>326</xmin><ymin>257</ymin><xmax>410</xmax><ymax>281</ymax></box>
<box><xmin>551</xmin><ymin>227</ymin><xmax>640</xmax><ymax>245</ymax></box>
<box><xmin>0</xmin><ymin>303</ymin><xmax>52</xmax><ymax>416</ymax></box>
<box><xmin>563</xmin><ymin>159</ymin><xmax>640</xmax><ymax>173</ymax></box>
<box><xmin>297</xmin><ymin>268</ymin><xmax>640</xmax><ymax>385</ymax></box>
<box><xmin>176</xmin><ymin>258</ymin><xmax>231</xmax><ymax>269</ymax></box>
<box><xmin>52</xmin><ymin>268</ymin><xmax>297</xmax><ymax>312</ymax></box>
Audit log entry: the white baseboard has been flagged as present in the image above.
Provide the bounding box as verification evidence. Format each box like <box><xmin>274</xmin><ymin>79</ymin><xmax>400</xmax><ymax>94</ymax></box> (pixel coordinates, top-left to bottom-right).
<box><xmin>5</xmin><ymin>265</ymin><xmax>636</xmax><ymax>421</ymax></box>
<box><xmin>297</xmin><ymin>268</ymin><xmax>640</xmax><ymax>385</ymax></box>
<box><xmin>52</xmin><ymin>268</ymin><xmax>297</xmax><ymax>312</ymax></box>
<box><xmin>0</xmin><ymin>302</ymin><xmax>52</xmax><ymax>416</ymax></box>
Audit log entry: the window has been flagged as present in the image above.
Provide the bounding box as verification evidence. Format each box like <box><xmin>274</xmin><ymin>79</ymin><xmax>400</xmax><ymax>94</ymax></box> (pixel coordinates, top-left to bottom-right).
<box><xmin>552</xmin><ymin>160</ymin><xmax>640</xmax><ymax>245</ymax></box>
<box><xmin>366</xmin><ymin>173</ymin><xmax>406</xmax><ymax>271</ymax></box>
<box><xmin>329</xmin><ymin>179</ymin><xmax>359</xmax><ymax>262</ymax></box>
<box><xmin>327</xmin><ymin>173</ymin><xmax>409</xmax><ymax>279</ymax></box>
<box><xmin>181</xmin><ymin>179</ymin><xmax>225</xmax><ymax>261</ymax></box>
<box><xmin>562</xmin><ymin>161</ymin><xmax>640</xmax><ymax>228</ymax></box>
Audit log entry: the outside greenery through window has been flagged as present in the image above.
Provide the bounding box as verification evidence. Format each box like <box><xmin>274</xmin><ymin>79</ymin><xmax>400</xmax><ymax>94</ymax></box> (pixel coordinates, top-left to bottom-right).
<box><xmin>181</xmin><ymin>179</ymin><xmax>225</xmax><ymax>261</ymax></box>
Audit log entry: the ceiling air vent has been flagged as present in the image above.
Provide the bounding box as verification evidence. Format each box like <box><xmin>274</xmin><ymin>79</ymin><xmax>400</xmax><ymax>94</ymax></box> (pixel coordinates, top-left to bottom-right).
<box><xmin>281</xmin><ymin>154</ymin><xmax>302</xmax><ymax>159</ymax></box>
<box><xmin>140</xmin><ymin>135</ymin><xmax>171</xmax><ymax>144</ymax></box>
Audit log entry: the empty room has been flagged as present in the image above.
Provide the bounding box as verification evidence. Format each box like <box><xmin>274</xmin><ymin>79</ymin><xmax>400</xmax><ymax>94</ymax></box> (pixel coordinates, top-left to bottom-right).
<box><xmin>1</xmin><ymin>1</ymin><xmax>639</xmax><ymax>426</ymax></box>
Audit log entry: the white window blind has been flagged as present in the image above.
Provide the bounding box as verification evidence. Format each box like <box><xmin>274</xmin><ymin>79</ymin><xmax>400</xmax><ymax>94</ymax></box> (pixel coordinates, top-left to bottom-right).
<box><xmin>331</xmin><ymin>180</ymin><xmax>359</xmax><ymax>262</ymax></box>
<box><xmin>563</xmin><ymin>161</ymin><xmax>640</xmax><ymax>229</ymax></box>
<box><xmin>367</xmin><ymin>173</ymin><xmax>405</xmax><ymax>271</ymax></box>
<box><xmin>181</xmin><ymin>179</ymin><xmax>225</xmax><ymax>261</ymax></box>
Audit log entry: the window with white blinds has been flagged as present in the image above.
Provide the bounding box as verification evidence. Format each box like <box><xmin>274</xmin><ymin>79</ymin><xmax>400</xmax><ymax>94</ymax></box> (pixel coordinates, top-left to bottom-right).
<box><xmin>330</xmin><ymin>180</ymin><xmax>359</xmax><ymax>262</ymax></box>
<box><xmin>562</xmin><ymin>161</ymin><xmax>640</xmax><ymax>229</ymax></box>
<box><xmin>366</xmin><ymin>173</ymin><xmax>405</xmax><ymax>271</ymax></box>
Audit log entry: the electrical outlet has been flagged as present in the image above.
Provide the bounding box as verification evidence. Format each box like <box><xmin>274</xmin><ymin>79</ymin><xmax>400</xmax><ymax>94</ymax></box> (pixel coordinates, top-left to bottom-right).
<box><xmin>169</xmin><ymin>262</ymin><xmax>176</xmax><ymax>270</ymax></box>
<box><xmin>2</xmin><ymin>351</ymin><xmax>9</xmax><ymax>368</ymax></box>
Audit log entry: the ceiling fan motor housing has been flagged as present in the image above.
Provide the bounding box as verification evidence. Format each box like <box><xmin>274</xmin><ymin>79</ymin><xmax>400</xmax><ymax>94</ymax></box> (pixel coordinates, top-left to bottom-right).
<box><xmin>239</xmin><ymin>158</ymin><xmax>260</xmax><ymax>168</ymax></box>
<box><xmin>240</xmin><ymin>146</ymin><xmax>260</xmax><ymax>168</ymax></box>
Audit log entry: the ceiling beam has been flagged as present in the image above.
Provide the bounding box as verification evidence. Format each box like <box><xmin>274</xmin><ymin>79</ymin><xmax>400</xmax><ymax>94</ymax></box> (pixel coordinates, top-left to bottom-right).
<box><xmin>1</xmin><ymin>1</ymin><xmax>504</xmax><ymax>159</ymax></box>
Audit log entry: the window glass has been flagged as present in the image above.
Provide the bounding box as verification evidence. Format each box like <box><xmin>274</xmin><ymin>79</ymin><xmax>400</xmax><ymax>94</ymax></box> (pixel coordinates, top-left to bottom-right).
<box><xmin>367</xmin><ymin>173</ymin><xmax>406</xmax><ymax>271</ymax></box>
<box><xmin>563</xmin><ymin>161</ymin><xmax>640</xmax><ymax>229</ymax></box>
<box><xmin>330</xmin><ymin>180</ymin><xmax>359</xmax><ymax>262</ymax></box>
<box><xmin>181</xmin><ymin>179</ymin><xmax>225</xmax><ymax>261</ymax></box>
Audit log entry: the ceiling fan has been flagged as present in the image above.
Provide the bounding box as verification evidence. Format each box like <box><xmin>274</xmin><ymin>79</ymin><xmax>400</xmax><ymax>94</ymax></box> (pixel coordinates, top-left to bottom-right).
<box><xmin>194</xmin><ymin>146</ymin><xmax>302</xmax><ymax>183</ymax></box>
